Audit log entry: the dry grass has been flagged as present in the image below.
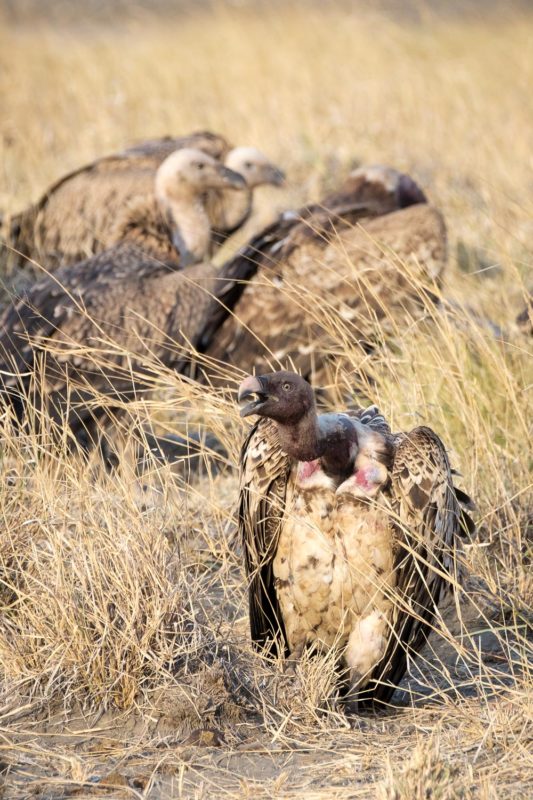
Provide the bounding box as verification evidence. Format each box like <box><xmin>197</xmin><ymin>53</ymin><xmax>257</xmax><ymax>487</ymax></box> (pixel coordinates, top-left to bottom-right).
<box><xmin>0</xmin><ymin>2</ymin><xmax>532</xmax><ymax>798</ymax></box>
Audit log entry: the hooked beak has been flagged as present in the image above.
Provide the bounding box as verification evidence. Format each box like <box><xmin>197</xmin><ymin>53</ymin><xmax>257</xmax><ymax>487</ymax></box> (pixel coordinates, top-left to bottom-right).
<box><xmin>219</xmin><ymin>166</ymin><xmax>247</xmax><ymax>190</ymax></box>
<box><xmin>265</xmin><ymin>165</ymin><xmax>286</xmax><ymax>187</ymax></box>
<box><xmin>238</xmin><ymin>375</ymin><xmax>269</xmax><ymax>418</ymax></box>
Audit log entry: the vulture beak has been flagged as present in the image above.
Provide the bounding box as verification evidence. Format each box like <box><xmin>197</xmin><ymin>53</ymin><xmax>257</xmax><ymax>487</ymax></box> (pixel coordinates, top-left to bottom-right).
<box><xmin>265</xmin><ymin>165</ymin><xmax>286</xmax><ymax>187</ymax></box>
<box><xmin>220</xmin><ymin>166</ymin><xmax>247</xmax><ymax>190</ymax></box>
<box><xmin>238</xmin><ymin>375</ymin><xmax>269</xmax><ymax>417</ymax></box>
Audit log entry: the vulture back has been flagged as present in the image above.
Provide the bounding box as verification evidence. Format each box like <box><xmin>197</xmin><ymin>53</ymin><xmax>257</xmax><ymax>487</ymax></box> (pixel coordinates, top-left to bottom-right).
<box><xmin>195</xmin><ymin>203</ymin><xmax>446</xmax><ymax>384</ymax></box>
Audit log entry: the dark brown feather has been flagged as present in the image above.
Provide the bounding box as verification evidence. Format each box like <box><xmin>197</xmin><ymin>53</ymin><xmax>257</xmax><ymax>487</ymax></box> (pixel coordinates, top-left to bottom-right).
<box><xmin>358</xmin><ymin>426</ymin><xmax>468</xmax><ymax>707</ymax></box>
<box><xmin>0</xmin><ymin>182</ymin><xmax>222</xmax><ymax>444</ymax></box>
<box><xmin>239</xmin><ymin>404</ymin><xmax>474</xmax><ymax>707</ymax></box>
<box><xmin>239</xmin><ymin>406</ymin><xmax>394</xmax><ymax>656</ymax></box>
<box><xmin>239</xmin><ymin>418</ymin><xmax>291</xmax><ymax>653</ymax></box>
<box><xmin>193</xmin><ymin>167</ymin><xmax>442</xmax><ymax>384</ymax></box>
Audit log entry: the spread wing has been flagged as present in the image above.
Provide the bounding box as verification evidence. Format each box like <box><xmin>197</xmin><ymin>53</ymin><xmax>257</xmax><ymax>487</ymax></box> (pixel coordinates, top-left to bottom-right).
<box><xmin>238</xmin><ymin>417</ymin><xmax>292</xmax><ymax>655</ymax></box>
<box><xmin>360</xmin><ymin>425</ymin><xmax>474</xmax><ymax>707</ymax></box>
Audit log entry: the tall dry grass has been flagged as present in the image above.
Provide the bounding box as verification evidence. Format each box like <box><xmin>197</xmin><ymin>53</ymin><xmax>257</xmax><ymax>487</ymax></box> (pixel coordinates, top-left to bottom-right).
<box><xmin>0</xmin><ymin>3</ymin><xmax>532</xmax><ymax>798</ymax></box>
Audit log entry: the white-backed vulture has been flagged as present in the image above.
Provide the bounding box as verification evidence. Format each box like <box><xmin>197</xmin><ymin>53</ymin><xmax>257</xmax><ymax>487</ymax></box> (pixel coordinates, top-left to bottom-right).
<box><xmin>237</xmin><ymin>371</ymin><xmax>474</xmax><ymax>711</ymax></box>
<box><xmin>0</xmin><ymin>148</ymin><xmax>245</xmax><ymax>450</ymax></box>
<box><xmin>193</xmin><ymin>165</ymin><xmax>444</xmax><ymax>384</ymax></box>
<box><xmin>2</xmin><ymin>132</ymin><xmax>284</xmax><ymax>271</ymax></box>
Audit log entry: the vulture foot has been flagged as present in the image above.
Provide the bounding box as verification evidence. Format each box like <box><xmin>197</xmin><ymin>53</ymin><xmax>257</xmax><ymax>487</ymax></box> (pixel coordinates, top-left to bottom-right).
<box><xmin>283</xmin><ymin>644</ymin><xmax>305</xmax><ymax>676</ymax></box>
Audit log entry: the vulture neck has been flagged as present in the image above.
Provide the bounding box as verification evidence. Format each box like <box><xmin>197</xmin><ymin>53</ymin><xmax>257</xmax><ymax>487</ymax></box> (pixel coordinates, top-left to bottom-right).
<box><xmin>275</xmin><ymin>410</ymin><xmax>358</xmax><ymax>482</ymax></box>
<box><xmin>157</xmin><ymin>188</ymin><xmax>211</xmax><ymax>265</ymax></box>
<box><xmin>275</xmin><ymin>411</ymin><xmax>322</xmax><ymax>464</ymax></box>
<box><xmin>218</xmin><ymin>189</ymin><xmax>252</xmax><ymax>232</ymax></box>
<box><xmin>207</xmin><ymin>187</ymin><xmax>253</xmax><ymax>234</ymax></box>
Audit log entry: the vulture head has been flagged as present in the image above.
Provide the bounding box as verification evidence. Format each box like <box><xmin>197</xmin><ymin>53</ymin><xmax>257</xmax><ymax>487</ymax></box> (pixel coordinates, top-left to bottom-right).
<box><xmin>155</xmin><ymin>148</ymin><xmax>246</xmax><ymax>201</ymax></box>
<box><xmin>238</xmin><ymin>371</ymin><xmax>314</xmax><ymax>423</ymax></box>
<box><xmin>155</xmin><ymin>148</ymin><xmax>246</xmax><ymax>264</ymax></box>
<box><xmin>225</xmin><ymin>147</ymin><xmax>286</xmax><ymax>189</ymax></box>
<box><xmin>238</xmin><ymin>371</ymin><xmax>392</xmax><ymax>485</ymax></box>
<box><xmin>324</xmin><ymin>164</ymin><xmax>427</xmax><ymax>213</ymax></box>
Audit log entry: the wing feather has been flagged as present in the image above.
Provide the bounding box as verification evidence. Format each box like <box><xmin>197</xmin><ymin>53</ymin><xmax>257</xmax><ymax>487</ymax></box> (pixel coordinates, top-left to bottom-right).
<box><xmin>359</xmin><ymin>425</ymin><xmax>472</xmax><ymax>706</ymax></box>
<box><xmin>194</xmin><ymin>200</ymin><xmax>387</xmax><ymax>361</ymax></box>
<box><xmin>238</xmin><ymin>417</ymin><xmax>291</xmax><ymax>655</ymax></box>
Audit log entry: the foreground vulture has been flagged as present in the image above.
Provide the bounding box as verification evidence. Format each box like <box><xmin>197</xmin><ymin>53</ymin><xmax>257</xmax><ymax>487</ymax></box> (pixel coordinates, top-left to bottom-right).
<box><xmin>194</xmin><ymin>165</ymin><xmax>444</xmax><ymax>384</ymax></box>
<box><xmin>237</xmin><ymin>371</ymin><xmax>474</xmax><ymax>711</ymax></box>
<box><xmin>0</xmin><ymin>148</ymin><xmax>245</xmax><ymax>450</ymax></box>
<box><xmin>3</xmin><ymin>131</ymin><xmax>284</xmax><ymax>271</ymax></box>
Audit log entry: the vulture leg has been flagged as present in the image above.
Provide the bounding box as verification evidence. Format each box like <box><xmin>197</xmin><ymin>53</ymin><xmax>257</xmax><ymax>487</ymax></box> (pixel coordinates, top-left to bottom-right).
<box><xmin>343</xmin><ymin>609</ymin><xmax>389</xmax><ymax>713</ymax></box>
<box><xmin>283</xmin><ymin>642</ymin><xmax>306</xmax><ymax>675</ymax></box>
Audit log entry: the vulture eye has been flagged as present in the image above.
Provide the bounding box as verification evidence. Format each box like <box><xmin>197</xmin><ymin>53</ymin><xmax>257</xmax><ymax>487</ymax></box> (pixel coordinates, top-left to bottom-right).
<box><xmin>244</xmin><ymin>161</ymin><xmax>253</xmax><ymax>169</ymax></box>
<box><xmin>196</xmin><ymin>162</ymin><xmax>205</xmax><ymax>170</ymax></box>
<box><xmin>282</xmin><ymin>382</ymin><xmax>292</xmax><ymax>392</ymax></box>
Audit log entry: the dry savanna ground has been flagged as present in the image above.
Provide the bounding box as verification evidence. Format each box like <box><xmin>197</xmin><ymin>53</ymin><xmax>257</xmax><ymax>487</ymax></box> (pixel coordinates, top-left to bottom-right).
<box><xmin>0</xmin><ymin>3</ymin><xmax>532</xmax><ymax>798</ymax></box>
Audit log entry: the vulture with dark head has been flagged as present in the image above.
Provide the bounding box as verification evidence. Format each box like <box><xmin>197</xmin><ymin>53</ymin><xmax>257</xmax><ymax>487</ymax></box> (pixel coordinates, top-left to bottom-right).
<box><xmin>237</xmin><ymin>371</ymin><xmax>474</xmax><ymax>711</ymax></box>
<box><xmin>2</xmin><ymin>132</ymin><xmax>284</xmax><ymax>271</ymax></box>
<box><xmin>0</xmin><ymin>148</ymin><xmax>245</xmax><ymax>450</ymax></box>
<box><xmin>194</xmin><ymin>165</ymin><xmax>445</xmax><ymax>385</ymax></box>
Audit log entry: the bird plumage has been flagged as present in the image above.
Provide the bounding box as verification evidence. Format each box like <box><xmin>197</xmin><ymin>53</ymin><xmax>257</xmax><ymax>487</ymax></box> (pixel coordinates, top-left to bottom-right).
<box><xmin>2</xmin><ymin>132</ymin><xmax>284</xmax><ymax>272</ymax></box>
<box><xmin>237</xmin><ymin>371</ymin><xmax>473</xmax><ymax>710</ymax></box>
<box><xmin>0</xmin><ymin>149</ymin><xmax>244</xmax><ymax>447</ymax></box>
<box><xmin>194</xmin><ymin>166</ymin><xmax>445</xmax><ymax>384</ymax></box>
<box><xmin>2</xmin><ymin>132</ymin><xmax>229</xmax><ymax>272</ymax></box>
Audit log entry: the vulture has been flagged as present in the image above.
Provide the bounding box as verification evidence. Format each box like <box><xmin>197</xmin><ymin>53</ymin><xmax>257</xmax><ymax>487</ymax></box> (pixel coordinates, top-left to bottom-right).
<box><xmin>0</xmin><ymin>148</ymin><xmax>245</xmax><ymax>451</ymax></box>
<box><xmin>206</xmin><ymin>146</ymin><xmax>285</xmax><ymax>251</ymax></box>
<box><xmin>237</xmin><ymin>371</ymin><xmax>475</xmax><ymax>711</ymax></box>
<box><xmin>2</xmin><ymin>132</ymin><xmax>284</xmax><ymax>271</ymax></box>
<box><xmin>193</xmin><ymin>165</ymin><xmax>445</xmax><ymax>385</ymax></box>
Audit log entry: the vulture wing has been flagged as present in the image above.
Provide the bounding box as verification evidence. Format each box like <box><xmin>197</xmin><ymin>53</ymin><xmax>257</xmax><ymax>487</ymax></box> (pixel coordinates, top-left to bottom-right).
<box><xmin>195</xmin><ymin>198</ymin><xmax>392</xmax><ymax>365</ymax></box>
<box><xmin>358</xmin><ymin>425</ymin><xmax>474</xmax><ymax>707</ymax></box>
<box><xmin>195</xmin><ymin>204</ymin><xmax>445</xmax><ymax>385</ymax></box>
<box><xmin>239</xmin><ymin>417</ymin><xmax>291</xmax><ymax>655</ymax></box>
<box><xmin>0</xmin><ymin>243</ymin><xmax>203</xmax><ymax>429</ymax></box>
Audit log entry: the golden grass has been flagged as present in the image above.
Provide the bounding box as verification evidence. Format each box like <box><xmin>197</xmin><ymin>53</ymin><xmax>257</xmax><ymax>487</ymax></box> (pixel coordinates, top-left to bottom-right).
<box><xmin>0</xmin><ymin>2</ymin><xmax>532</xmax><ymax>798</ymax></box>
